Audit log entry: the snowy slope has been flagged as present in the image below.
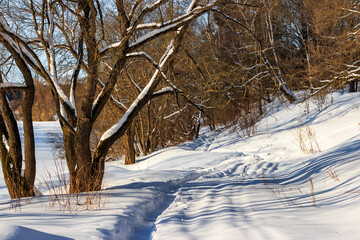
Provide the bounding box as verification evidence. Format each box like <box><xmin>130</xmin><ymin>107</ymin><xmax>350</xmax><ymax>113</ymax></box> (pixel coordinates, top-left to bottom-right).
<box><xmin>0</xmin><ymin>91</ymin><xmax>360</xmax><ymax>240</ymax></box>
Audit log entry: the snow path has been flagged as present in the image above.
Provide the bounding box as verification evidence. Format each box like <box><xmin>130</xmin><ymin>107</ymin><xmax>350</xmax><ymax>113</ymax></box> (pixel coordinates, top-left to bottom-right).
<box><xmin>104</xmin><ymin>140</ymin><xmax>247</xmax><ymax>240</ymax></box>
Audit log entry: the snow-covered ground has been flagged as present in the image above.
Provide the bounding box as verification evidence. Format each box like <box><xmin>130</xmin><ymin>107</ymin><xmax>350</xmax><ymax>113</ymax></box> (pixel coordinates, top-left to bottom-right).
<box><xmin>0</xmin><ymin>91</ymin><xmax>360</xmax><ymax>240</ymax></box>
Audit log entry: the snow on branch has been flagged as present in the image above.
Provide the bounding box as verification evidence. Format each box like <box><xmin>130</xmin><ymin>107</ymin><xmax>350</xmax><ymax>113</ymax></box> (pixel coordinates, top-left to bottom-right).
<box><xmin>129</xmin><ymin>0</ymin><xmax>169</xmax><ymax>30</ymax></box>
<box><xmin>152</xmin><ymin>86</ymin><xmax>174</xmax><ymax>97</ymax></box>
<box><xmin>126</xmin><ymin>51</ymin><xmax>171</xmax><ymax>83</ymax></box>
<box><xmin>163</xmin><ymin>109</ymin><xmax>184</xmax><ymax>120</ymax></box>
<box><xmin>134</xmin><ymin>2</ymin><xmax>204</xmax><ymax>31</ymax></box>
<box><xmin>0</xmin><ymin>82</ymin><xmax>28</xmax><ymax>91</ymax></box>
<box><xmin>129</xmin><ymin>3</ymin><xmax>217</xmax><ymax>50</ymax></box>
<box><xmin>126</xmin><ymin>51</ymin><xmax>158</xmax><ymax>66</ymax></box>
<box><xmin>99</xmin><ymin>38</ymin><xmax>127</xmax><ymax>56</ymax></box>
<box><xmin>99</xmin><ymin>40</ymin><xmax>175</xmax><ymax>143</ymax></box>
<box><xmin>100</xmin><ymin>1</ymin><xmax>219</xmax><ymax>55</ymax></box>
<box><xmin>0</xmin><ymin>17</ymin><xmax>74</xmax><ymax>106</ymax></box>
<box><xmin>125</xmin><ymin>50</ymin><xmax>183</xmax><ymax>96</ymax></box>
<box><xmin>129</xmin><ymin>22</ymin><xmax>183</xmax><ymax>49</ymax></box>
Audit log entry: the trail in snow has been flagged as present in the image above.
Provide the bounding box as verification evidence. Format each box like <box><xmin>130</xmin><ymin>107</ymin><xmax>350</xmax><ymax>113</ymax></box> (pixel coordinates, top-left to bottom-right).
<box><xmin>150</xmin><ymin>140</ymin><xmax>279</xmax><ymax>240</ymax></box>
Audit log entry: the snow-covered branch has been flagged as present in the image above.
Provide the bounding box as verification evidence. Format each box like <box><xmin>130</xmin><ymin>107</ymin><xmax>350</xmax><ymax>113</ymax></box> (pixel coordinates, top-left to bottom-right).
<box><xmin>101</xmin><ymin>1</ymin><xmax>219</xmax><ymax>55</ymax></box>
<box><xmin>0</xmin><ymin>82</ymin><xmax>28</xmax><ymax>91</ymax></box>
<box><xmin>99</xmin><ymin>40</ymin><xmax>175</xmax><ymax>143</ymax></box>
<box><xmin>128</xmin><ymin>0</ymin><xmax>169</xmax><ymax>31</ymax></box>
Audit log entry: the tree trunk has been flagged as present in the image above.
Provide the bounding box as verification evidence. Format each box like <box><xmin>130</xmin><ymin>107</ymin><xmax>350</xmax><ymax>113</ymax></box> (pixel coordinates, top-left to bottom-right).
<box><xmin>73</xmin><ymin>122</ymin><xmax>96</xmax><ymax>193</ymax></box>
<box><xmin>125</xmin><ymin>121</ymin><xmax>136</xmax><ymax>165</ymax></box>
<box><xmin>21</xmin><ymin>84</ymin><xmax>36</xmax><ymax>196</ymax></box>
<box><xmin>349</xmin><ymin>80</ymin><xmax>358</xmax><ymax>92</ymax></box>
<box><xmin>194</xmin><ymin>112</ymin><xmax>202</xmax><ymax>140</ymax></box>
<box><xmin>62</xmin><ymin>126</ymin><xmax>77</xmax><ymax>192</ymax></box>
<box><xmin>0</xmin><ymin>41</ymin><xmax>37</xmax><ymax>199</ymax></box>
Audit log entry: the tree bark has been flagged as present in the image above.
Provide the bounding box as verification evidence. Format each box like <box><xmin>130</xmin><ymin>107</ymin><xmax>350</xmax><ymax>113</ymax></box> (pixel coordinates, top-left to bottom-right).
<box><xmin>125</xmin><ymin>121</ymin><xmax>136</xmax><ymax>165</ymax></box>
<box><xmin>349</xmin><ymin>80</ymin><xmax>358</xmax><ymax>92</ymax></box>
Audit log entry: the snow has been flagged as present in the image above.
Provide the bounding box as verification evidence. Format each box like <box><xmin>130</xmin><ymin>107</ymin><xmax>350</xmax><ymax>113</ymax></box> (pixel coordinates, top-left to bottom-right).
<box><xmin>0</xmin><ymin>83</ymin><xmax>27</xmax><ymax>88</ymax></box>
<box><xmin>128</xmin><ymin>23</ymin><xmax>182</xmax><ymax>49</ymax></box>
<box><xmin>134</xmin><ymin>1</ymin><xmax>202</xmax><ymax>30</ymax></box>
<box><xmin>153</xmin><ymin>86</ymin><xmax>173</xmax><ymax>95</ymax></box>
<box><xmin>1</xmin><ymin>91</ymin><xmax>360</xmax><ymax>239</ymax></box>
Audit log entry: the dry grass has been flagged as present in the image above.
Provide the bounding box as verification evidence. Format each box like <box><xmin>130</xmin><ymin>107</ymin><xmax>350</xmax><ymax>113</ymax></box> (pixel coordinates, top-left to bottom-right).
<box><xmin>10</xmin><ymin>198</ymin><xmax>22</xmax><ymax>211</ymax></box>
<box><xmin>262</xmin><ymin>172</ymin><xmax>301</xmax><ymax>208</ymax></box>
<box><xmin>8</xmin><ymin>176</ymin><xmax>35</xmax><ymax>211</ymax></box>
<box><xmin>326</xmin><ymin>167</ymin><xmax>340</xmax><ymax>182</ymax></box>
<box><xmin>306</xmin><ymin>171</ymin><xmax>316</xmax><ymax>207</ymax></box>
<box><xmin>262</xmin><ymin>168</ymin><xmax>317</xmax><ymax>208</ymax></box>
<box><xmin>294</xmin><ymin>121</ymin><xmax>321</xmax><ymax>154</ymax></box>
<box><xmin>42</xmin><ymin>158</ymin><xmax>110</xmax><ymax>213</ymax></box>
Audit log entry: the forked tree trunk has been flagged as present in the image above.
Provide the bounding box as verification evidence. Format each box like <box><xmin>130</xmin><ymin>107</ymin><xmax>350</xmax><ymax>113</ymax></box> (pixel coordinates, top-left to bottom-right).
<box><xmin>0</xmin><ymin>86</ymin><xmax>35</xmax><ymax>199</ymax></box>
<box><xmin>0</xmin><ymin>44</ymin><xmax>36</xmax><ymax>199</ymax></box>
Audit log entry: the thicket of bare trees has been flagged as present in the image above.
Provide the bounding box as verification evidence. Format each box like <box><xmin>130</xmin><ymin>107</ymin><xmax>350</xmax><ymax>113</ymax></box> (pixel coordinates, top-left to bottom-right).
<box><xmin>0</xmin><ymin>0</ymin><xmax>359</xmax><ymax>199</ymax></box>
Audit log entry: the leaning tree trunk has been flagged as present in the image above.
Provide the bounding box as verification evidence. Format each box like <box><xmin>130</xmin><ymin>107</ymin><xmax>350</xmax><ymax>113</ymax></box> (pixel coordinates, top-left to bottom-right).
<box><xmin>92</xmin><ymin>14</ymin><xmax>195</xmax><ymax>190</ymax></box>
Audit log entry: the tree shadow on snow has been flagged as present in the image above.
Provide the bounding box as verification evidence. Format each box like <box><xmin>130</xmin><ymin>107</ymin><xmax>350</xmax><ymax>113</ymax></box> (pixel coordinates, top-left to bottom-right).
<box><xmin>1</xmin><ymin>225</ymin><xmax>73</xmax><ymax>240</ymax></box>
